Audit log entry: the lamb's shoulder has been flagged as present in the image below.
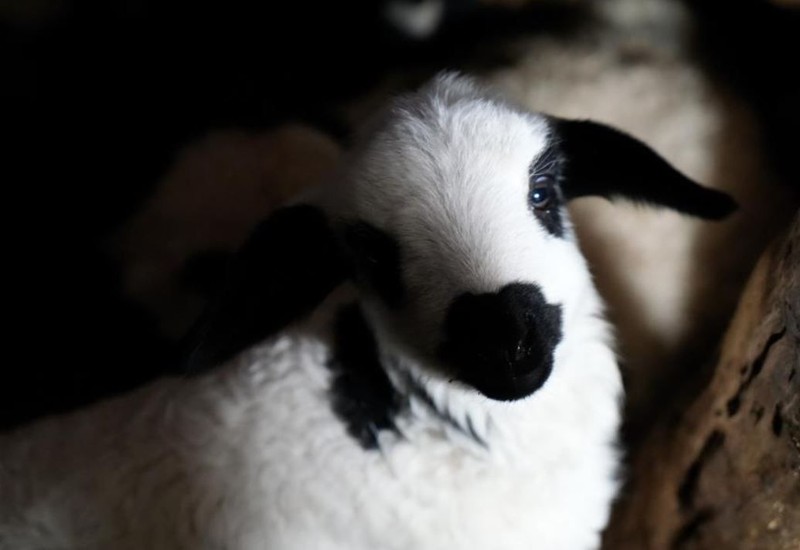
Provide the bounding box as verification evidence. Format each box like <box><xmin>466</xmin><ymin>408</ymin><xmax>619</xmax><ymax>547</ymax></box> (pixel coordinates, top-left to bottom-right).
<box><xmin>0</xmin><ymin>328</ymin><xmax>337</xmax><ymax>550</ymax></box>
<box><xmin>1</xmin><ymin>310</ymin><xmax>620</xmax><ymax>550</ymax></box>
<box><xmin>251</xmin><ymin>313</ymin><xmax>623</xmax><ymax>550</ymax></box>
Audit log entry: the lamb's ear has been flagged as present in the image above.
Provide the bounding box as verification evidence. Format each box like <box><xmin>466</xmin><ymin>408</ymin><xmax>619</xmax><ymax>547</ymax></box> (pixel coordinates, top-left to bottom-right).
<box><xmin>181</xmin><ymin>204</ymin><xmax>346</xmax><ymax>373</ymax></box>
<box><xmin>552</xmin><ymin>118</ymin><xmax>737</xmax><ymax>219</ymax></box>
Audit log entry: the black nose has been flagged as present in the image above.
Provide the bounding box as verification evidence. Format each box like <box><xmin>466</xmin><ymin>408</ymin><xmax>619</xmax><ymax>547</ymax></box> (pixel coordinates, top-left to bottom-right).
<box><xmin>438</xmin><ymin>283</ymin><xmax>563</xmax><ymax>401</ymax></box>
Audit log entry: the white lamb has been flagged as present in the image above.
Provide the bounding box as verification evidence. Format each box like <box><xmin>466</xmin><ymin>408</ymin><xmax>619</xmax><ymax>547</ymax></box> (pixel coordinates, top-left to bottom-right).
<box><xmin>0</xmin><ymin>74</ymin><xmax>734</xmax><ymax>550</ymax></box>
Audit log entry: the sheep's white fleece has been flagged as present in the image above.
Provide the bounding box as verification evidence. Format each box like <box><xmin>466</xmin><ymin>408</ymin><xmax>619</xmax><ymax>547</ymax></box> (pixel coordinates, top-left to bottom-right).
<box><xmin>0</xmin><ymin>285</ymin><xmax>621</xmax><ymax>550</ymax></box>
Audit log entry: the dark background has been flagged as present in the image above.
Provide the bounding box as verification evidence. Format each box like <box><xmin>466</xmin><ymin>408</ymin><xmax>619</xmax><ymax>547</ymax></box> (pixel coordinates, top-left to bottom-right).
<box><xmin>3</xmin><ymin>0</ymin><xmax>798</xmax><ymax>431</ymax></box>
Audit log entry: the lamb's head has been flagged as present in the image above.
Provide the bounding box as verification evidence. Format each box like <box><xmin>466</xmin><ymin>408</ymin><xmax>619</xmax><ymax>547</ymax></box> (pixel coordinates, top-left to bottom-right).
<box><xmin>328</xmin><ymin>77</ymin><xmax>587</xmax><ymax>400</ymax></box>
<box><xmin>185</xmin><ymin>74</ymin><xmax>735</xmax><ymax>401</ymax></box>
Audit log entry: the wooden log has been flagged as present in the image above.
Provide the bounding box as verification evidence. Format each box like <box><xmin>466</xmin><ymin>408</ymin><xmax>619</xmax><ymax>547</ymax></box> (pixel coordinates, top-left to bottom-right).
<box><xmin>604</xmin><ymin>211</ymin><xmax>800</xmax><ymax>549</ymax></box>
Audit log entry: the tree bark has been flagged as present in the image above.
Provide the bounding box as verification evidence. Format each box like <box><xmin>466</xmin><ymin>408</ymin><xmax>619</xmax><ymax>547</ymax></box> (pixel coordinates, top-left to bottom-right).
<box><xmin>604</xmin><ymin>211</ymin><xmax>800</xmax><ymax>549</ymax></box>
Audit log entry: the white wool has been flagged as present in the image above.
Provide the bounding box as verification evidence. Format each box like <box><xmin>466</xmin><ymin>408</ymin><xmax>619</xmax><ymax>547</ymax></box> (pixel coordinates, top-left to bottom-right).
<box><xmin>0</xmin><ymin>297</ymin><xmax>621</xmax><ymax>550</ymax></box>
<box><xmin>0</xmin><ymin>74</ymin><xmax>622</xmax><ymax>550</ymax></box>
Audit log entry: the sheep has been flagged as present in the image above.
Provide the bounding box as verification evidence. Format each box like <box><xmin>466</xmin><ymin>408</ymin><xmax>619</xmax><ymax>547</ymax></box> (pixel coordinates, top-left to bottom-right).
<box><xmin>0</xmin><ymin>73</ymin><xmax>734</xmax><ymax>550</ymax></box>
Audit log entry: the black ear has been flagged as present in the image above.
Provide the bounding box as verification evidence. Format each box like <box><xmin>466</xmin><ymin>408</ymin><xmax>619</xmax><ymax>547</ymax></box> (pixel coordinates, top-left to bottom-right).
<box><xmin>552</xmin><ymin>118</ymin><xmax>737</xmax><ymax>219</ymax></box>
<box><xmin>180</xmin><ymin>204</ymin><xmax>346</xmax><ymax>373</ymax></box>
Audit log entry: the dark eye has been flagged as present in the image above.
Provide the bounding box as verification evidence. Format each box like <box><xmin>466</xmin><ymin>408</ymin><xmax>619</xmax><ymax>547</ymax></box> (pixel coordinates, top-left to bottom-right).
<box><xmin>529</xmin><ymin>174</ymin><xmax>555</xmax><ymax>210</ymax></box>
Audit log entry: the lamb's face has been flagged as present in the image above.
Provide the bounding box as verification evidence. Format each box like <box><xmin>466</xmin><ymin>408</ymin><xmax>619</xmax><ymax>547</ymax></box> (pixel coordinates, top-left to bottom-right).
<box><xmin>184</xmin><ymin>74</ymin><xmax>734</xmax><ymax>400</ymax></box>
<box><xmin>332</xmin><ymin>79</ymin><xmax>592</xmax><ymax>401</ymax></box>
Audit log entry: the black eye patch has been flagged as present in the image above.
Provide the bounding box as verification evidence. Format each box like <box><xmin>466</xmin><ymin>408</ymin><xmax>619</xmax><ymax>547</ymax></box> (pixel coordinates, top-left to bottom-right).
<box><xmin>327</xmin><ymin>304</ymin><xmax>402</xmax><ymax>450</ymax></box>
<box><xmin>529</xmin><ymin>143</ymin><xmax>566</xmax><ymax>238</ymax></box>
<box><xmin>343</xmin><ymin>222</ymin><xmax>406</xmax><ymax>308</ymax></box>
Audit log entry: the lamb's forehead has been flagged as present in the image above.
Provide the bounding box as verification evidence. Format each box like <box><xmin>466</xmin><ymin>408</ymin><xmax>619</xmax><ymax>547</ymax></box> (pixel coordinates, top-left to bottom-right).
<box><xmin>345</xmin><ymin>80</ymin><xmax>551</xmax><ymax>221</ymax></box>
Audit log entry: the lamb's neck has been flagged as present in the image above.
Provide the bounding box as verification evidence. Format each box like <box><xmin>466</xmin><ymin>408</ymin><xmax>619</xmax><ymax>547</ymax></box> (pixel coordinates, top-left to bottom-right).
<box><xmin>384</xmin><ymin>357</ymin><xmax>494</xmax><ymax>447</ymax></box>
<box><xmin>325</xmin><ymin>296</ymin><xmax>617</xmax><ymax>458</ymax></box>
<box><xmin>326</xmin><ymin>301</ymin><xmax>523</xmax><ymax>454</ymax></box>
<box><xmin>378</xmin><ymin>350</ymin><xmax>548</xmax><ymax>457</ymax></box>
<box><xmin>370</xmin><ymin>295</ymin><xmax>620</xmax><ymax>459</ymax></box>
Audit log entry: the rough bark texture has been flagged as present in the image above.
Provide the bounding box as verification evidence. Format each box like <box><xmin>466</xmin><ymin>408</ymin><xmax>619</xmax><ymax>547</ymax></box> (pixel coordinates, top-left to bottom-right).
<box><xmin>604</xmin><ymin>211</ymin><xmax>800</xmax><ymax>549</ymax></box>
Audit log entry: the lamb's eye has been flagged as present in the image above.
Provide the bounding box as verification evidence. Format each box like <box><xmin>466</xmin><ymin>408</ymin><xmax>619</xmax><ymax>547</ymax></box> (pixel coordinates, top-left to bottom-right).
<box><xmin>529</xmin><ymin>175</ymin><xmax>555</xmax><ymax>210</ymax></box>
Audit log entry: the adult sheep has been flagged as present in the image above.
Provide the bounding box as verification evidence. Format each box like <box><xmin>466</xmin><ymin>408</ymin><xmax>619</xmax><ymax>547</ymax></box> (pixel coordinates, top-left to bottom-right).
<box><xmin>0</xmin><ymin>74</ymin><xmax>734</xmax><ymax>550</ymax></box>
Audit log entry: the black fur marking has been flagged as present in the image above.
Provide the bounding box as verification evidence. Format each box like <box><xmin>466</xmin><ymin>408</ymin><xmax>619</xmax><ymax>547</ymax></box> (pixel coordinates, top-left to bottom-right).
<box><xmin>465</xmin><ymin>415</ymin><xmax>487</xmax><ymax>447</ymax></box>
<box><xmin>551</xmin><ymin>118</ymin><xmax>738</xmax><ymax>220</ymax></box>
<box><xmin>531</xmin><ymin>141</ymin><xmax>563</xmax><ymax>177</ymax></box>
<box><xmin>529</xmin><ymin>143</ymin><xmax>565</xmax><ymax>237</ymax></box>
<box><xmin>532</xmin><ymin>201</ymin><xmax>566</xmax><ymax>238</ymax></box>
<box><xmin>439</xmin><ymin>283</ymin><xmax>563</xmax><ymax>401</ymax></box>
<box><xmin>327</xmin><ymin>304</ymin><xmax>402</xmax><ymax>450</ymax></box>
<box><xmin>180</xmin><ymin>205</ymin><xmax>346</xmax><ymax>373</ymax></box>
<box><xmin>343</xmin><ymin>222</ymin><xmax>406</xmax><ymax>308</ymax></box>
<box><xmin>402</xmin><ymin>370</ymin><xmax>487</xmax><ymax>448</ymax></box>
<box><xmin>677</xmin><ymin>430</ymin><xmax>726</xmax><ymax>511</ymax></box>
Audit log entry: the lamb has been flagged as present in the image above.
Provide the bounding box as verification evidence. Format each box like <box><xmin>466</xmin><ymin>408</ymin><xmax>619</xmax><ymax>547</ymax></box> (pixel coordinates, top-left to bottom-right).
<box><xmin>0</xmin><ymin>74</ymin><xmax>734</xmax><ymax>550</ymax></box>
